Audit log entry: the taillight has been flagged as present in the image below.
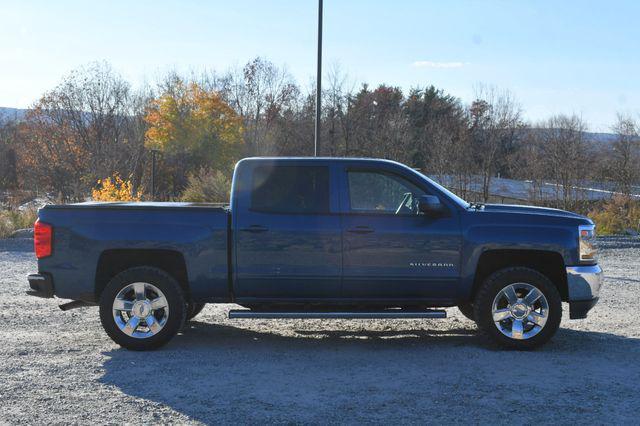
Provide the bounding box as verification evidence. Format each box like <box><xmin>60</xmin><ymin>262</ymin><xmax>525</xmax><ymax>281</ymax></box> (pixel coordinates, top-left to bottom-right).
<box><xmin>34</xmin><ymin>219</ymin><xmax>53</xmax><ymax>259</ymax></box>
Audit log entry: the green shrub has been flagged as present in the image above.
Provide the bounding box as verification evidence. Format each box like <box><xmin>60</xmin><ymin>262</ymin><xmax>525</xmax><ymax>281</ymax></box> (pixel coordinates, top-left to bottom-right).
<box><xmin>0</xmin><ymin>209</ymin><xmax>38</xmax><ymax>239</ymax></box>
<box><xmin>180</xmin><ymin>169</ymin><xmax>231</xmax><ymax>203</ymax></box>
<box><xmin>588</xmin><ymin>196</ymin><xmax>640</xmax><ymax>235</ymax></box>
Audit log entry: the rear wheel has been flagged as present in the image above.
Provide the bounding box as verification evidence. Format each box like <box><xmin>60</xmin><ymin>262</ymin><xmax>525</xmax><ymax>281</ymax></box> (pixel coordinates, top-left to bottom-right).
<box><xmin>474</xmin><ymin>267</ymin><xmax>561</xmax><ymax>350</ymax></box>
<box><xmin>99</xmin><ymin>266</ymin><xmax>186</xmax><ymax>351</ymax></box>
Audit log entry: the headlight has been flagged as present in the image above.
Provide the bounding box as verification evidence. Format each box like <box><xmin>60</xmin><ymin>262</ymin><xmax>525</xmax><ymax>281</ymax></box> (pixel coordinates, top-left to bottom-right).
<box><xmin>579</xmin><ymin>224</ymin><xmax>597</xmax><ymax>262</ymax></box>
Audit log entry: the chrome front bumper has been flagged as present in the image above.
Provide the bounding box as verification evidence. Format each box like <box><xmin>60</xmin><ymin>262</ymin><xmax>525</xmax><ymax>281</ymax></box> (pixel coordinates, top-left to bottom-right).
<box><xmin>566</xmin><ymin>265</ymin><xmax>603</xmax><ymax>319</ymax></box>
<box><xmin>566</xmin><ymin>265</ymin><xmax>603</xmax><ymax>300</ymax></box>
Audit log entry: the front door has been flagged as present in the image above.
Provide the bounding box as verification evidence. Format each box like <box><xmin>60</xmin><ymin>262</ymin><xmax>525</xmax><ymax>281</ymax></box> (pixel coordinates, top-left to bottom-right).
<box><xmin>234</xmin><ymin>163</ymin><xmax>342</xmax><ymax>300</ymax></box>
<box><xmin>340</xmin><ymin>168</ymin><xmax>461</xmax><ymax>301</ymax></box>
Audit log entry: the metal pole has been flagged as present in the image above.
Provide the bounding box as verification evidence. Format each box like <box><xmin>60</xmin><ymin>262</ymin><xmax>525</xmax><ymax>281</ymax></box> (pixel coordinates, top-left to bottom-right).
<box><xmin>314</xmin><ymin>0</ymin><xmax>323</xmax><ymax>157</ymax></box>
<box><xmin>151</xmin><ymin>149</ymin><xmax>156</xmax><ymax>200</ymax></box>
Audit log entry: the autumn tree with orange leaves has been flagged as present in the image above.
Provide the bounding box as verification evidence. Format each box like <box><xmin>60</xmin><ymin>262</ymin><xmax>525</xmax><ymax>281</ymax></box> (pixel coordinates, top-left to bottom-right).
<box><xmin>144</xmin><ymin>77</ymin><xmax>244</xmax><ymax>196</ymax></box>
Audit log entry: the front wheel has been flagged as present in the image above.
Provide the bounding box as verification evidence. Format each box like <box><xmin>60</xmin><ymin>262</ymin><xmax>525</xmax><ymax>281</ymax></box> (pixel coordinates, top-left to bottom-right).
<box><xmin>99</xmin><ymin>266</ymin><xmax>186</xmax><ymax>351</ymax></box>
<box><xmin>474</xmin><ymin>267</ymin><xmax>562</xmax><ymax>350</ymax></box>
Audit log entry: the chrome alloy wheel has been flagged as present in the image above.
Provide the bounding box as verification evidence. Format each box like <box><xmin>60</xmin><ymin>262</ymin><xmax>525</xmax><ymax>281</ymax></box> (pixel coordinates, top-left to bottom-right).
<box><xmin>112</xmin><ymin>282</ymin><xmax>169</xmax><ymax>339</ymax></box>
<box><xmin>491</xmin><ymin>282</ymin><xmax>549</xmax><ymax>340</ymax></box>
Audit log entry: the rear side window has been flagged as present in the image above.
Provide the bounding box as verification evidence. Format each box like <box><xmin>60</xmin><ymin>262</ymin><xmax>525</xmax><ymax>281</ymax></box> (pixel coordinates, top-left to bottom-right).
<box><xmin>251</xmin><ymin>166</ymin><xmax>330</xmax><ymax>214</ymax></box>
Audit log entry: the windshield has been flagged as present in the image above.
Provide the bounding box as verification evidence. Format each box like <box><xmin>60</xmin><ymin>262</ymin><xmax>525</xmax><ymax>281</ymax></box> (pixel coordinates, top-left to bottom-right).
<box><xmin>413</xmin><ymin>170</ymin><xmax>471</xmax><ymax>209</ymax></box>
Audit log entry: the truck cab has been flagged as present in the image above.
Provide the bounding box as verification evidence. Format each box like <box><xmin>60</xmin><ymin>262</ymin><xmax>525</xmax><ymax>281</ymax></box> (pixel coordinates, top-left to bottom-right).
<box><xmin>28</xmin><ymin>157</ymin><xmax>603</xmax><ymax>350</ymax></box>
<box><xmin>231</xmin><ymin>158</ymin><xmax>464</xmax><ymax>305</ymax></box>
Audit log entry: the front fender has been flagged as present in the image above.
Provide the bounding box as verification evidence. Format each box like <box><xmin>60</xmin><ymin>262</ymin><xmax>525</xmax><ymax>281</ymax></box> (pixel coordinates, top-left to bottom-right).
<box><xmin>459</xmin><ymin>224</ymin><xmax>578</xmax><ymax>299</ymax></box>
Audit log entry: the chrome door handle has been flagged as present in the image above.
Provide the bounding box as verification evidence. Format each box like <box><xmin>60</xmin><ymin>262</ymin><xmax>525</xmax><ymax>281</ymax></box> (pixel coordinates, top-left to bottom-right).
<box><xmin>347</xmin><ymin>226</ymin><xmax>374</xmax><ymax>234</ymax></box>
<box><xmin>241</xmin><ymin>225</ymin><xmax>269</xmax><ymax>233</ymax></box>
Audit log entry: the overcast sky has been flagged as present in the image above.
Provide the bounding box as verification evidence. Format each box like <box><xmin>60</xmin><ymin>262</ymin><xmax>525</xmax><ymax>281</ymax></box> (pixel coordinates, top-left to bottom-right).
<box><xmin>1</xmin><ymin>0</ymin><xmax>639</xmax><ymax>131</ymax></box>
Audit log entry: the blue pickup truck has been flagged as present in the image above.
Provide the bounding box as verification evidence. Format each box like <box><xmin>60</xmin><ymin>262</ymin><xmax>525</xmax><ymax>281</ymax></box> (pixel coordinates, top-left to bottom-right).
<box><xmin>28</xmin><ymin>157</ymin><xmax>603</xmax><ymax>350</ymax></box>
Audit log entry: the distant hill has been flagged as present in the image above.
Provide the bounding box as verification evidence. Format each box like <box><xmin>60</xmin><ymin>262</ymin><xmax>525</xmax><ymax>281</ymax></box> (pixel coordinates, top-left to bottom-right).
<box><xmin>584</xmin><ymin>132</ymin><xmax>618</xmax><ymax>145</ymax></box>
<box><xmin>0</xmin><ymin>107</ymin><xmax>28</xmax><ymax>122</ymax></box>
<box><xmin>525</xmin><ymin>127</ymin><xmax>618</xmax><ymax>148</ymax></box>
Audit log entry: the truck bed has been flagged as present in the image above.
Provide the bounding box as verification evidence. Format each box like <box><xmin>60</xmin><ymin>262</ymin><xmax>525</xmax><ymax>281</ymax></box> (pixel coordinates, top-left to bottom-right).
<box><xmin>37</xmin><ymin>202</ymin><xmax>231</xmax><ymax>302</ymax></box>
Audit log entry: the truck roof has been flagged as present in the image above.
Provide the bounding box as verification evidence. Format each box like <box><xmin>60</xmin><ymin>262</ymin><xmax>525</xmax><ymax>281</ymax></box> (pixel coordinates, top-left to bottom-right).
<box><xmin>240</xmin><ymin>157</ymin><xmax>400</xmax><ymax>163</ymax></box>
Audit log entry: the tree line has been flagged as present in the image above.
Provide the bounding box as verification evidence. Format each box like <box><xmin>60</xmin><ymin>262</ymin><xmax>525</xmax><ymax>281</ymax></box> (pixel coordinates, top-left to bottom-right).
<box><xmin>0</xmin><ymin>58</ymin><xmax>638</xmax><ymax>213</ymax></box>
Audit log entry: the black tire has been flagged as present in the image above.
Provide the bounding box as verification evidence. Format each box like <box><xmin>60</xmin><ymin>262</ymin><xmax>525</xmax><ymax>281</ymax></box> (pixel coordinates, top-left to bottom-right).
<box><xmin>457</xmin><ymin>302</ymin><xmax>476</xmax><ymax>321</ymax></box>
<box><xmin>187</xmin><ymin>302</ymin><xmax>206</xmax><ymax>321</ymax></box>
<box><xmin>474</xmin><ymin>267</ymin><xmax>562</xmax><ymax>350</ymax></box>
<box><xmin>99</xmin><ymin>266</ymin><xmax>186</xmax><ymax>351</ymax></box>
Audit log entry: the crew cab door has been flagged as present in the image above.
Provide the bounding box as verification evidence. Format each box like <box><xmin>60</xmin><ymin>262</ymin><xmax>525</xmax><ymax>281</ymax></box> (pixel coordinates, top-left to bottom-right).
<box><xmin>339</xmin><ymin>166</ymin><xmax>461</xmax><ymax>301</ymax></box>
<box><xmin>233</xmin><ymin>161</ymin><xmax>342</xmax><ymax>300</ymax></box>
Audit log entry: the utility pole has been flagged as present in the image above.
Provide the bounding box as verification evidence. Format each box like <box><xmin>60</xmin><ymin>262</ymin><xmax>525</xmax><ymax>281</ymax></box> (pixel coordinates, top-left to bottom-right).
<box><xmin>151</xmin><ymin>149</ymin><xmax>157</xmax><ymax>200</ymax></box>
<box><xmin>314</xmin><ymin>0</ymin><xmax>323</xmax><ymax>157</ymax></box>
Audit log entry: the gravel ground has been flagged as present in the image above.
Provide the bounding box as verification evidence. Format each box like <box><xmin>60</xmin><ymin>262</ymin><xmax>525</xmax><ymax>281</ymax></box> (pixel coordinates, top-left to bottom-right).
<box><xmin>1</xmin><ymin>236</ymin><xmax>639</xmax><ymax>424</ymax></box>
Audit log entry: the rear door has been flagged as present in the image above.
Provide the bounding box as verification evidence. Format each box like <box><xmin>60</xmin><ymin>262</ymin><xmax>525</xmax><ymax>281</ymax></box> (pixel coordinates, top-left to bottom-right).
<box><xmin>339</xmin><ymin>165</ymin><xmax>461</xmax><ymax>302</ymax></box>
<box><xmin>234</xmin><ymin>161</ymin><xmax>342</xmax><ymax>301</ymax></box>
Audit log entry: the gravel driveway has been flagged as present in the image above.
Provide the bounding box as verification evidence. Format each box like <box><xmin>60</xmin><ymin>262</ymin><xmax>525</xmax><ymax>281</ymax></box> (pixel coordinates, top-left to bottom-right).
<box><xmin>1</xmin><ymin>237</ymin><xmax>639</xmax><ymax>424</ymax></box>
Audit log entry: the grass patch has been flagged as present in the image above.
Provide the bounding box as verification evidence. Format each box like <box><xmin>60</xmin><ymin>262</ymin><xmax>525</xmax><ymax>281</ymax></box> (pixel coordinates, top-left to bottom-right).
<box><xmin>589</xmin><ymin>196</ymin><xmax>640</xmax><ymax>235</ymax></box>
<box><xmin>0</xmin><ymin>209</ymin><xmax>37</xmax><ymax>239</ymax></box>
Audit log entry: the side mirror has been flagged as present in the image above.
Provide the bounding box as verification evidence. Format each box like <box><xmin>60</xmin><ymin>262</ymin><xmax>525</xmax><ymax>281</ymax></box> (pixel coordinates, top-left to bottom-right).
<box><xmin>418</xmin><ymin>195</ymin><xmax>446</xmax><ymax>216</ymax></box>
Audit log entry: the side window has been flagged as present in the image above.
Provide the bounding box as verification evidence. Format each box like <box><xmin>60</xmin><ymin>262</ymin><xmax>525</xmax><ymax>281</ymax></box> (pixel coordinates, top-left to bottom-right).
<box><xmin>251</xmin><ymin>166</ymin><xmax>330</xmax><ymax>214</ymax></box>
<box><xmin>347</xmin><ymin>171</ymin><xmax>425</xmax><ymax>214</ymax></box>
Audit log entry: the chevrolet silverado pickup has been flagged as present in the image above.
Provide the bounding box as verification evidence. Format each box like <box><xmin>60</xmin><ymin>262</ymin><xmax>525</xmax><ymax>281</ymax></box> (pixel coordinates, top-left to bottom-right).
<box><xmin>27</xmin><ymin>157</ymin><xmax>603</xmax><ymax>350</ymax></box>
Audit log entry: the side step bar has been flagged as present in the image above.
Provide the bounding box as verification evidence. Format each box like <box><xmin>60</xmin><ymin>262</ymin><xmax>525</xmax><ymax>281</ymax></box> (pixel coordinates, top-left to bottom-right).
<box><xmin>228</xmin><ymin>310</ymin><xmax>447</xmax><ymax>319</ymax></box>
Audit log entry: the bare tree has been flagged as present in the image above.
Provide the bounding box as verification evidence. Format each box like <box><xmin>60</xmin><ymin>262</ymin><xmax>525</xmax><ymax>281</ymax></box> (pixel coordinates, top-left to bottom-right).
<box><xmin>609</xmin><ymin>114</ymin><xmax>640</xmax><ymax>195</ymax></box>
<box><xmin>469</xmin><ymin>86</ymin><xmax>524</xmax><ymax>202</ymax></box>
<box><xmin>537</xmin><ymin>115</ymin><xmax>591</xmax><ymax>209</ymax></box>
<box><xmin>218</xmin><ymin>58</ymin><xmax>298</xmax><ymax>156</ymax></box>
<box><xmin>323</xmin><ymin>64</ymin><xmax>348</xmax><ymax>156</ymax></box>
<box><xmin>512</xmin><ymin>128</ymin><xmax>548</xmax><ymax>203</ymax></box>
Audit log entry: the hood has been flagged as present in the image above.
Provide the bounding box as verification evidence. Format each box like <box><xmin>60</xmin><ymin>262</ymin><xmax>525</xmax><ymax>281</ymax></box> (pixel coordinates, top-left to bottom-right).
<box><xmin>477</xmin><ymin>203</ymin><xmax>591</xmax><ymax>222</ymax></box>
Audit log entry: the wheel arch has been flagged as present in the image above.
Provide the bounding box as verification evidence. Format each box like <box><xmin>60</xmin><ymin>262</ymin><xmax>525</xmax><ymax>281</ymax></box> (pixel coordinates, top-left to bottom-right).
<box><xmin>95</xmin><ymin>249</ymin><xmax>189</xmax><ymax>301</ymax></box>
<box><xmin>471</xmin><ymin>249</ymin><xmax>568</xmax><ymax>302</ymax></box>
